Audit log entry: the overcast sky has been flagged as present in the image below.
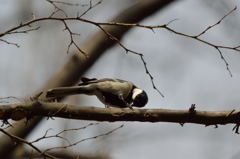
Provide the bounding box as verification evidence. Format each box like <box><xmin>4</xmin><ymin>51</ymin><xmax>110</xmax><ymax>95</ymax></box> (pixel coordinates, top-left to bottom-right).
<box><xmin>1</xmin><ymin>0</ymin><xmax>240</xmax><ymax>159</ymax></box>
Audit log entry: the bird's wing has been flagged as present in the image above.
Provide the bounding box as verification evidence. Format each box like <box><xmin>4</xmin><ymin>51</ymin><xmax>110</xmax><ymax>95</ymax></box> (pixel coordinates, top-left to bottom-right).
<box><xmin>95</xmin><ymin>79</ymin><xmax>134</xmax><ymax>99</ymax></box>
<box><xmin>79</xmin><ymin>78</ymin><xmax>135</xmax><ymax>99</ymax></box>
<box><xmin>46</xmin><ymin>86</ymin><xmax>96</xmax><ymax>97</ymax></box>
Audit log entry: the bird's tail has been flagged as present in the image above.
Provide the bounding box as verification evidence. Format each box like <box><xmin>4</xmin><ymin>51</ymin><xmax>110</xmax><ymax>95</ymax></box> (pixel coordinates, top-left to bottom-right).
<box><xmin>46</xmin><ymin>86</ymin><xmax>95</xmax><ymax>97</ymax></box>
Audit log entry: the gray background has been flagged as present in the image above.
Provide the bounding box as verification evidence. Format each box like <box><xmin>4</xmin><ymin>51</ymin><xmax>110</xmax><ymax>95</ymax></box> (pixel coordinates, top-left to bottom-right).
<box><xmin>1</xmin><ymin>0</ymin><xmax>240</xmax><ymax>158</ymax></box>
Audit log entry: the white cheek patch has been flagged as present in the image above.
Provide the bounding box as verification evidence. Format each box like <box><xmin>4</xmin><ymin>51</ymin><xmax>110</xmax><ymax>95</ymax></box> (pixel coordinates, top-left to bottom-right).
<box><xmin>132</xmin><ymin>88</ymin><xmax>143</xmax><ymax>99</ymax></box>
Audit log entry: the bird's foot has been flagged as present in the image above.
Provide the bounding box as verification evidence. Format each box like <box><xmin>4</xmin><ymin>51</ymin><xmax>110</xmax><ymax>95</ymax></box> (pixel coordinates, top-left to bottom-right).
<box><xmin>105</xmin><ymin>105</ymin><xmax>110</xmax><ymax>108</ymax></box>
<box><xmin>127</xmin><ymin>104</ymin><xmax>134</xmax><ymax>110</ymax></box>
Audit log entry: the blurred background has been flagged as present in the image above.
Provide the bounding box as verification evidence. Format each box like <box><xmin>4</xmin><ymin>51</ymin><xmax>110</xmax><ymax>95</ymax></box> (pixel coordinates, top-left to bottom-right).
<box><xmin>1</xmin><ymin>0</ymin><xmax>240</xmax><ymax>158</ymax></box>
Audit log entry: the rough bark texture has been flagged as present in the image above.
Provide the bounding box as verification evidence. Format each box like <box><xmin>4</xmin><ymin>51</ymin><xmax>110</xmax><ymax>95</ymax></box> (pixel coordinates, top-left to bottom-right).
<box><xmin>0</xmin><ymin>102</ymin><xmax>239</xmax><ymax>125</ymax></box>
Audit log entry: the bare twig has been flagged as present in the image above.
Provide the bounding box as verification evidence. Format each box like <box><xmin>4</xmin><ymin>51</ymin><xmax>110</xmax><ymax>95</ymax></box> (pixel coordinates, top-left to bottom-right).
<box><xmin>7</xmin><ymin>26</ymin><xmax>40</xmax><ymax>35</ymax></box>
<box><xmin>43</xmin><ymin>124</ymin><xmax>124</xmax><ymax>153</ymax></box>
<box><xmin>62</xmin><ymin>20</ymin><xmax>87</xmax><ymax>55</ymax></box>
<box><xmin>78</xmin><ymin>0</ymin><xmax>102</xmax><ymax>17</ymax></box>
<box><xmin>139</xmin><ymin>54</ymin><xmax>164</xmax><ymax>97</ymax></box>
<box><xmin>197</xmin><ymin>6</ymin><xmax>237</xmax><ymax>37</ymax></box>
<box><xmin>31</xmin><ymin>122</ymin><xmax>100</xmax><ymax>144</ymax></box>
<box><xmin>47</xmin><ymin>0</ymin><xmax>82</xmax><ymax>6</ymax></box>
<box><xmin>0</xmin><ymin>128</ymin><xmax>57</xmax><ymax>159</ymax></box>
<box><xmin>46</xmin><ymin>0</ymin><xmax>68</xmax><ymax>17</ymax></box>
<box><xmin>96</xmin><ymin>25</ymin><xmax>164</xmax><ymax>97</ymax></box>
<box><xmin>1</xmin><ymin>10</ymin><xmax>238</xmax><ymax>51</ymax></box>
<box><xmin>0</xmin><ymin>122</ymin><xmax>116</xmax><ymax>158</ymax></box>
<box><xmin>0</xmin><ymin>7</ymin><xmax>238</xmax><ymax>79</ymax></box>
<box><xmin>215</xmin><ymin>47</ymin><xmax>232</xmax><ymax>77</ymax></box>
<box><xmin>0</xmin><ymin>39</ymin><xmax>20</xmax><ymax>48</ymax></box>
<box><xmin>46</xmin><ymin>0</ymin><xmax>101</xmax><ymax>17</ymax></box>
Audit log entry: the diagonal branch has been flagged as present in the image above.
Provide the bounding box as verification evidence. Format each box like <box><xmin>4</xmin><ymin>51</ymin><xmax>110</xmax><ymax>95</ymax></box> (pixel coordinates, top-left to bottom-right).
<box><xmin>0</xmin><ymin>0</ymin><xmax>175</xmax><ymax>157</ymax></box>
<box><xmin>196</xmin><ymin>6</ymin><xmax>237</xmax><ymax>37</ymax></box>
<box><xmin>0</xmin><ymin>128</ymin><xmax>57</xmax><ymax>159</ymax></box>
<box><xmin>0</xmin><ymin>121</ymin><xmax>122</xmax><ymax>159</ymax></box>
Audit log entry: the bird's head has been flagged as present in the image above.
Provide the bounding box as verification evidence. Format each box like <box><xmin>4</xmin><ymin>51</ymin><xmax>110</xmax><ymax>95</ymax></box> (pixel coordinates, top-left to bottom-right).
<box><xmin>131</xmin><ymin>88</ymin><xmax>148</xmax><ymax>107</ymax></box>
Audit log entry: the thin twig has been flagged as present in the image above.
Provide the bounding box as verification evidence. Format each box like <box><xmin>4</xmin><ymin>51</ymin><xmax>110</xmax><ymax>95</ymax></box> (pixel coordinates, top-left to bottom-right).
<box><xmin>0</xmin><ymin>39</ymin><xmax>20</xmax><ymax>48</ymax></box>
<box><xmin>47</xmin><ymin>0</ymin><xmax>81</xmax><ymax>6</ymax></box>
<box><xmin>7</xmin><ymin>26</ymin><xmax>40</xmax><ymax>34</ymax></box>
<box><xmin>46</xmin><ymin>0</ymin><xmax>68</xmax><ymax>17</ymax></box>
<box><xmin>0</xmin><ymin>7</ymin><xmax>237</xmax><ymax>87</ymax></box>
<box><xmin>43</xmin><ymin>124</ymin><xmax>124</xmax><ymax>153</ymax></box>
<box><xmin>31</xmin><ymin>122</ymin><xmax>100</xmax><ymax>144</ymax></box>
<box><xmin>78</xmin><ymin>0</ymin><xmax>102</xmax><ymax>17</ymax></box>
<box><xmin>197</xmin><ymin>6</ymin><xmax>237</xmax><ymax>37</ymax></box>
<box><xmin>62</xmin><ymin>20</ymin><xmax>87</xmax><ymax>55</ymax></box>
<box><xmin>96</xmin><ymin>25</ymin><xmax>164</xmax><ymax>97</ymax></box>
<box><xmin>0</xmin><ymin>128</ymin><xmax>57</xmax><ymax>159</ymax></box>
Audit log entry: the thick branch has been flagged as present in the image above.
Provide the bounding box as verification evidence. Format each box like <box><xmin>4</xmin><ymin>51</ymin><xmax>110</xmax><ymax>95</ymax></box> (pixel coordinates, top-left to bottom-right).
<box><xmin>22</xmin><ymin>150</ymin><xmax>109</xmax><ymax>159</ymax></box>
<box><xmin>1</xmin><ymin>102</ymin><xmax>240</xmax><ymax>126</ymax></box>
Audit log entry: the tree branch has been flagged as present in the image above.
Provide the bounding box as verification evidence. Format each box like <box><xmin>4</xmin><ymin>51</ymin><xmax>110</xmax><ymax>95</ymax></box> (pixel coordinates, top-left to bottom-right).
<box><xmin>0</xmin><ymin>0</ymin><xmax>175</xmax><ymax>157</ymax></box>
<box><xmin>21</xmin><ymin>150</ymin><xmax>109</xmax><ymax>159</ymax></box>
<box><xmin>1</xmin><ymin>102</ymin><xmax>240</xmax><ymax>127</ymax></box>
<box><xmin>0</xmin><ymin>127</ymin><xmax>57</xmax><ymax>159</ymax></box>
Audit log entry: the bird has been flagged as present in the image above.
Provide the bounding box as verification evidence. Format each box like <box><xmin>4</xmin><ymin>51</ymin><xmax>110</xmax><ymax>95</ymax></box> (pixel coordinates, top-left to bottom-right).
<box><xmin>46</xmin><ymin>77</ymin><xmax>148</xmax><ymax>109</ymax></box>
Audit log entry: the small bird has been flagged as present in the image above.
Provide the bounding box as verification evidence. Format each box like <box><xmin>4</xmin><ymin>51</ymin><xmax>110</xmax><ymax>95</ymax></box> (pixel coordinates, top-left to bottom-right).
<box><xmin>46</xmin><ymin>77</ymin><xmax>148</xmax><ymax>109</ymax></box>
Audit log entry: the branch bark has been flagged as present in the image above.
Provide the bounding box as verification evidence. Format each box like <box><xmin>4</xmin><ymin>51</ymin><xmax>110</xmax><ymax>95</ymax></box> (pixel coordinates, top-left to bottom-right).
<box><xmin>21</xmin><ymin>150</ymin><xmax>109</xmax><ymax>159</ymax></box>
<box><xmin>0</xmin><ymin>0</ymin><xmax>175</xmax><ymax>157</ymax></box>
<box><xmin>1</xmin><ymin>102</ymin><xmax>239</xmax><ymax>126</ymax></box>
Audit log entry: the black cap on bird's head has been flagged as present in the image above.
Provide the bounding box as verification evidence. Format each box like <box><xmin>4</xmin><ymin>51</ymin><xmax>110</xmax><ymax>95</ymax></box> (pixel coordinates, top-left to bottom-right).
<box><xmin>132</xmin><ymin>89</ymin><xmax>148</xmax><ymax>107</ymax></box>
